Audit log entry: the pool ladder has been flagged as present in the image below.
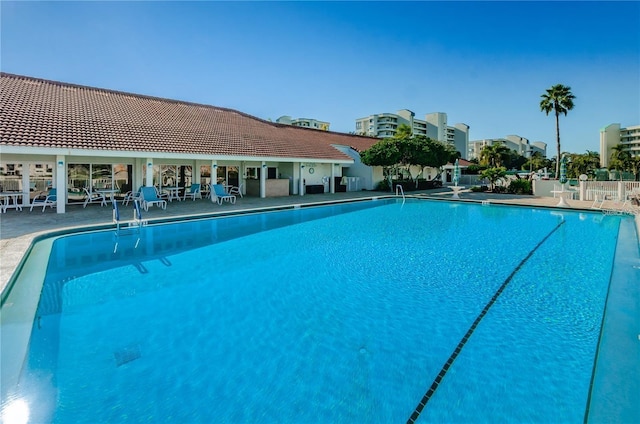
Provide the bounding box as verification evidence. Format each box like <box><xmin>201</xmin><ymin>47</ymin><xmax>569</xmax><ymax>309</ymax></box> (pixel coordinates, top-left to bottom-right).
<box><xmin>395</xmin><ymin>185</ymin><xmax>405</xmax><ymax>203</ymax></box>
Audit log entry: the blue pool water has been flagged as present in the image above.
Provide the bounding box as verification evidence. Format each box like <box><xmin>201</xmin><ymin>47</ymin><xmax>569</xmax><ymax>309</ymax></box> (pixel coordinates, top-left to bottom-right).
<box><xmin>2</xmin><ymin>199</ymin><xmax>632</xmax><ymax>423</ymax></box>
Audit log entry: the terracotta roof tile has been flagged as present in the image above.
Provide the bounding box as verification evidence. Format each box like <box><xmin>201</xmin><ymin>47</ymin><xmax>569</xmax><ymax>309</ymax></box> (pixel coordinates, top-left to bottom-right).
<box><xmin>0</xmin><ymin>73</ymin><xmax>379</xmax><ymax>161</ymax></box>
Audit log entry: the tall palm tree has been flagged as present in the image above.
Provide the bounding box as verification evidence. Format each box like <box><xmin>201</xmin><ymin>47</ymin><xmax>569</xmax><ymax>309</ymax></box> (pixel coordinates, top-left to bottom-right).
<box><xmin>540</xmin><ymin>84</ymin><xmax>576</xmax><ymax>178</ymax></box>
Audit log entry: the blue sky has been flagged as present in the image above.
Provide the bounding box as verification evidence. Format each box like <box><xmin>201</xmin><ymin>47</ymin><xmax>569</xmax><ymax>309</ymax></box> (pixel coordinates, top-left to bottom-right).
<box><xmin>2</xmin><ymin>1</ymin><xmax>638</xmax><ymax>157</ymax></box>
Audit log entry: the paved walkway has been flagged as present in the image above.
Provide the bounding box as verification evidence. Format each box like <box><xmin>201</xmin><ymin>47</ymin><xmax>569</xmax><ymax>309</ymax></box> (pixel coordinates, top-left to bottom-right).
<box><xmin>0</xmin><ymin>188</ymin><xmax>626</xmax><ymax>294</ymax></box>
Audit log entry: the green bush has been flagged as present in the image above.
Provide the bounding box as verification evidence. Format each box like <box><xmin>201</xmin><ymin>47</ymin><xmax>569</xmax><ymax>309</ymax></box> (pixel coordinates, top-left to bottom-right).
<box><xmin>507</xmin><ymin>179</ymin><xmax>532</xmax><ymax>194</ymax></box>
<box><xmin>376</xmin><ymin>179</ymin><xmax>391</xmax><ymax>191</ymax></box>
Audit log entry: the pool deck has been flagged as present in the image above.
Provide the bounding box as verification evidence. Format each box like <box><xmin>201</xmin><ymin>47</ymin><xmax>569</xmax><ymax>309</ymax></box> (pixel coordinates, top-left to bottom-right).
<box><xmin>0</xmin><ymin>187</ymin><xmax>638</xmax><ymax>422</ymax></box>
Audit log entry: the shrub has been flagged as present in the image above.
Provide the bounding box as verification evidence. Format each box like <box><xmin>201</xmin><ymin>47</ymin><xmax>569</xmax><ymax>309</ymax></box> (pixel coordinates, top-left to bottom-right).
<box><xmin>376</xmin><ymin>179</ymin><xmax>391</xmax><ymax>191</ymax></box>
<box><xmin>507</xmin><ymin>179</ymin><xmax>532</xmax><ymax>194</ymax></box>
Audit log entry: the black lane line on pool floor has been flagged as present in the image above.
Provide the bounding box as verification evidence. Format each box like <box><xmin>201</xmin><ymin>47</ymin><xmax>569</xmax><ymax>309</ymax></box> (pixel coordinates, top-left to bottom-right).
<box><xmin>407</xmin><ymin>220</ymin><xmax>566</xmax><ymax>424</ymax></box>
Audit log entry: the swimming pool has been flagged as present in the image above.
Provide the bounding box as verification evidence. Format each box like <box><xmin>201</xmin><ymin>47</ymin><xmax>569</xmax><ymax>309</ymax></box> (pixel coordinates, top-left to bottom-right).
<box><xmin>1</xmin><ymin>198</ymin><xmax>637</xmax><ymax>423</ymax></box>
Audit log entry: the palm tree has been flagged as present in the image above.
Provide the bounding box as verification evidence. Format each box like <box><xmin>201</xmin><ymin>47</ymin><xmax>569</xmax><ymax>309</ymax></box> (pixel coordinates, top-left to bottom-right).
<box><xmin>540</xmin><ymin>84</ymin><xmax>576</xmax><ymax>178</ymax></box>
<box><xmin>609</xmin><ymin>143</ymin><xmax>632</xmax><ymax>178</ymax></box>
<box><xmin>394</xmin><ymin>123</ymin><xmax>413</xmax><ymax>139</ymax></box>
<box><xmin>479</xmin><ymin>142</ymin><xmax>511</xmax><ymax>168</ymax></box>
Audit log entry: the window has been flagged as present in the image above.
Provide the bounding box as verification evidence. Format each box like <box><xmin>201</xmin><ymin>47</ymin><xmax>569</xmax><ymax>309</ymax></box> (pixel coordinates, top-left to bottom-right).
<box><xmin>245</xmin><ymin>167</ymin><xmax>259</xmax><ymax>179</ymax></box>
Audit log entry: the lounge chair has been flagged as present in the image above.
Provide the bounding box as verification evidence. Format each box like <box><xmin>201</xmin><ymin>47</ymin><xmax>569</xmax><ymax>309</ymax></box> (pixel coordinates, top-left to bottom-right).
<box><xmin>228</xmin><ymin>183</ymin><xmax>244</xmax><ymax>198</ymax></box>
<box><xmin>211</xmin><ymin>184</ymin><xmax>236</xmax><ymax>205</ymax></box>
<box><xmin>183</xmin><ymin>183</ymin><xmax>202</xmax><ymax>201</ymax></box>
<box><xmin>591</xmin><ymin>191</ymin><xmax>638</xmax><ymax>216</ymax></box>
<box><xmin>30</xmin><ymin>188</ymin><xmax>57</xmax><ymax>212</ymax></box>
<box><xmin>83</xmin><ymin>187</ymin><xmax>107</xmax><ymax>208</ymax></box>
<box><xmin>140</xmin><ymin>186</ymin><xmax>167</xmax><ymax>211</ymax></box>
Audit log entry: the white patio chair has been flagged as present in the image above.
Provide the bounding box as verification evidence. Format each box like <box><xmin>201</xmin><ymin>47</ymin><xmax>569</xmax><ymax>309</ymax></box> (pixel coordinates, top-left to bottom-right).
<box><xmin>228</xmin><ymin>183</ymin><xmax>244</xmax><ymax>198</ymax></box>
<box><xmin>30</xmin><ymin>188</ymin><xmax>57</xmax><ymax>212</ymax></box>
<box><xmin>183</xmin><ymin>183</ymin><xmax>202</xmax><ymax>201</ymax></box>
<box><xmin>83</xmin><ymin>187</ymin><xmax>107</xmax><ymax>208</ymax></box>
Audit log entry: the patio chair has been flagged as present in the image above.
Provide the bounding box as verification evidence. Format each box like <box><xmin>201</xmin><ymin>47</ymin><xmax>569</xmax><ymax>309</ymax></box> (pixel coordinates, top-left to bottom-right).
<box><xmin>201</xmin><ymin>183</ymin><xmax>211</xmax><ymax>199</ymax></box>
<box><xmin>82</xmin><ymin>187</ymin><xmax>107</xmax><ymax>208</ymax></box>
<box><xmin>123</xmin><ymin>187</ymin><xmax>142</xmax><ymax>206</ymax></box>
<box><xmin>154</xmin><ymin>186</ymin><xmax>170</xmax><ymax>202</ymax></box>
<box><xmin>212</xmin><ymin>184</ymin><xmax>236</xmax><ymax>205</ymax></box>
<box><xmin>228</xmin><ymin>183</ymin><xmax>244</xmax><ymax>198</ymax></box>
<box><xmin>140</xmin><ymin>186</ymin><xmax>167</xmax><ymax>211</ymax></box>
<box><xmin>183</xmin><ymin>183</ymin><xmax>202</xmax><ymax>201</ymax></box>
<box><xmin>30</xmin><ymin>188</ymin><xmax>57</xmax><ymax>212</ymax></box>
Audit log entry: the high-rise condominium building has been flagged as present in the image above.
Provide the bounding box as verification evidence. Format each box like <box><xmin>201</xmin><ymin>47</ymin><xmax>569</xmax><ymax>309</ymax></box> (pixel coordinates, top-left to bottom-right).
<box><xmin>276</xmin><ymin>116</ymin><xmax>330</xmax><ymax>131</ymax></box>
<box><xmin>600</xmin><ymin>123</ymin><xmax>640</xmax><ymax>168</ymax></box>
<box><xmin>354</xmin><ymin>110</ymin><xmax>469</xmax><ymax>158</ymax></box>
<box><xmin>468</xmin><ymin>136</ymin><xmax>547</xmax><ymax>161</ymax></box>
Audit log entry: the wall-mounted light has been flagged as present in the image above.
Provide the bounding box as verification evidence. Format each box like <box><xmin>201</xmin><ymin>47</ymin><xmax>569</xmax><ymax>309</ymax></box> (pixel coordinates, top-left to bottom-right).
<box><xmin>57</xmin><ymin>160</ymin><xmax>64</xmax><ymax>168</ymax></box>
<box><xmin>213</xmin><ymin>164</ymin><xmax>218</xmax><ymax>169</ymax></box>
<box><xmin>301</xmin><ymin>165</ymin><xmax>305</xmax><ymax>169</ymax></box>
<box><xmin>334</xmin><ymin>163</ymin><xmax>340</xmax><ymax>167</ymax></box>
<box><xmin>147</xmin><ymin>162</ymin><xmax>153</xmax><ymax>168</ymax></box>
<box><xmin>262</xmin><ymin>164</ymin><xmax>267</xmax><ymax>168</ymax></box>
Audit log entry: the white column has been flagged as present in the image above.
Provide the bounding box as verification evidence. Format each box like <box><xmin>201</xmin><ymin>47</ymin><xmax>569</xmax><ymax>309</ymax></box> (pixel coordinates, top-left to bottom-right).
<box><xmin>260</xmin><ymin>161</ymin><xmax>266</xmax><ymax>198</ymax></box>
<box><xmin>55</xmin><ymin>155</ymin><xmax>66</xmax><ymax>213</ymax></box>
<box><xmin>134</xmin><ymin>158</ymin><xmax>144</xmax><ymax>190</ymax></box>
<box><xmin>330</xmin><ymin>163</ymin><xmax>336</xmax><ymax>194</ymax></box>
<box><xmin>194</xmin><ymin>160</ymin><xmax>201</xmax><ymax>186</ymax></box>
<box><xmin>240</xmin><ymin>161</ymin><xmax>246</xmax><ymax>196</ymax></box>
<box><xmin>211</xmin><ymin>160</ymin><xmax>218</xmax><ymax>202</ymax></box>
<box><xmin>21</xmin><ymin>165</ymin><xmax>30</xmax><ymax>207</ymax></box>
<box><xmin>618</xmin><ymin>181</ymin><xmax>625</xmax><ymax>202</ymax></box>
<box><xmin>145</xmin><ymin>158</ymin><xmax>154</xmax><ymax>187</ymax></box>
<box><xmin>299</xmin><ymin>163</ymin><xmax>305</xmax><ymax>196</ymax></box>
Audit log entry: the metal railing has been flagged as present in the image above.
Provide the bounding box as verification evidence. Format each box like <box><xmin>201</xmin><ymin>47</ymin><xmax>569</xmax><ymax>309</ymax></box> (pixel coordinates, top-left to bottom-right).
<box><xmin>395</xmin><ymin>184</ymin><xmax>405</xmax><ymax>203</ymax></box>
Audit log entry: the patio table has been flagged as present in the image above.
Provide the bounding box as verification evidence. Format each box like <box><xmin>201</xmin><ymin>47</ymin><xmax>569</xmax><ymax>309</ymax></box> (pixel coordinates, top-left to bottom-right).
<box><xmin>163</xmin><ymin>187</ymin><xmax>182</xmax><ymax>202</ymax></box>
<box><xmin>0</xmin><ymin>192</ymin><xmax>24</xmax><ymax>212</ymax></box>
<box><xmin>96</xmin><ymin>189</ymin><xmax>120</xmax><ymax>204</ymax></box>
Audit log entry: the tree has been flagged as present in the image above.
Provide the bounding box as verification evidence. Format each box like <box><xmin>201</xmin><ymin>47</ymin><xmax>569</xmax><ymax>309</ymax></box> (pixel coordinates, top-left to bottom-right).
<box><xmin>608</xmin><ymin>144</ymin><xmax>631</xmax><ymax>177</ymax></box>
<box><xmin>479</xmin><ymin>142</ymin><xmax>511</xmax><ymax>168</ymax></box>
<box><xmin>630</xmin><ymin>156</ymin><xmax>640</xmax><ymax>181</ymax></box>
<box><xmin>524</xmin><ymin>151</ymin><xmax>550</xmax><ymax>174</ymax></box>
<box><xmin>394</xmin><ymin>123</ymin><xmax>413</xmax><ymax>139</ymax></box>
<box><xmin>540</xmin><ymin>84</ymin><xmax>576</xmax><ymax>179</ymax></box>
<box><xmin>480</xmin><ymin>167</ymin><xmax>507</xmax><ymax>191</ymax></box>
<box><xmin>360</xmin><ymin>135</ymin><xmax>457</xmax><ymax>189</ymax></box>
<box><xmin>360</xmin><ymin>138</ymin><xmax>401</xmax><ymax>190</ymax></box>
<box><xmin>568</xmin><ymin>150</ymin><xmax>600</xmax><ymax>179</ymax></box>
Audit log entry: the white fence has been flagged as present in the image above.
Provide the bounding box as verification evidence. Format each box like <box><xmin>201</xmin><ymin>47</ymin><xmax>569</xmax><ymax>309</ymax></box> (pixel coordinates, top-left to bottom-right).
<box><xmin>533</xmin><ymin>180</ymin><xmax>640</xmax><ymax>201</ymax></box>
<box><xmin>581</xmin><ymin>181</ymin><xmax>640</xmax><ymax>201</ymax></box>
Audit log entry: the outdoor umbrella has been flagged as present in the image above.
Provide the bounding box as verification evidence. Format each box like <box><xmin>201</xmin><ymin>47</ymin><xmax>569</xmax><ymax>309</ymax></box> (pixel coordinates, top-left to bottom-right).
<box><xmin>453</xmin><ymin>158</ymin><xmax>461</xmax><ymax>186</ymax></box>
<box><xmin>556</xmin><ymin>155</ymin><xmax>570</xmax><ymax>207</ymax></box>
<box><xmin>559</xmin><ymin>155</ymin><xmax>568</xmax><ymax>185</ymax></box>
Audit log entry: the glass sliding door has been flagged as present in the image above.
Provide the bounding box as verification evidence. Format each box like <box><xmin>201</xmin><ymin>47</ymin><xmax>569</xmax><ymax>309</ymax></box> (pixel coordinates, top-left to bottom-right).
<box><xmin>113</xmin><ymin>164</ymin><xmax>132</xmax><ymax>200</ymax></box>
<box><xmin>227</xmin><ymin>166</ymin><xmax>239</xmax><ymax>187</ymax></box>
<box><xmin>68</xmin><ymin>164</ymin><xmax>90</xmax><ymax>203</ymax></box>
<box><xmin>92</xmin><ymin>164</ymin><xmax>113</xmax><ymax>190</ymax></box>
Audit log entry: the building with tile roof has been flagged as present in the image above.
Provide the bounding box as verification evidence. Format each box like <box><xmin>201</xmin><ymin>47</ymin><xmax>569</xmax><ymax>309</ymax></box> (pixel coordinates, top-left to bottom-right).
<box><xmin>0</xmin><ymin>73</ymin><xmax>381</xmax><ymax>212</ymax></box>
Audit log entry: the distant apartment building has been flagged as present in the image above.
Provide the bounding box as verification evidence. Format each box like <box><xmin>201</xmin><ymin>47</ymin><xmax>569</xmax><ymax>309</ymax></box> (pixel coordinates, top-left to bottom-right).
<box><xmin>354</xmin><ymin>110</ymin><xmax>469</xmax><ymax>158</ymax></box>
<box><xmin>468</xmin><ymin>136</ymin><xmax>547</xmax><ymax>161</ymax></box>
<box><xmin>276</xmin><ymin>115</ymin><xmax>330</xmax><ymax>131</ymax></box>
<box><xmin>600</xmin><ymin>123</ymin><xmax>640</xmax><ymax>168</ymax></box>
